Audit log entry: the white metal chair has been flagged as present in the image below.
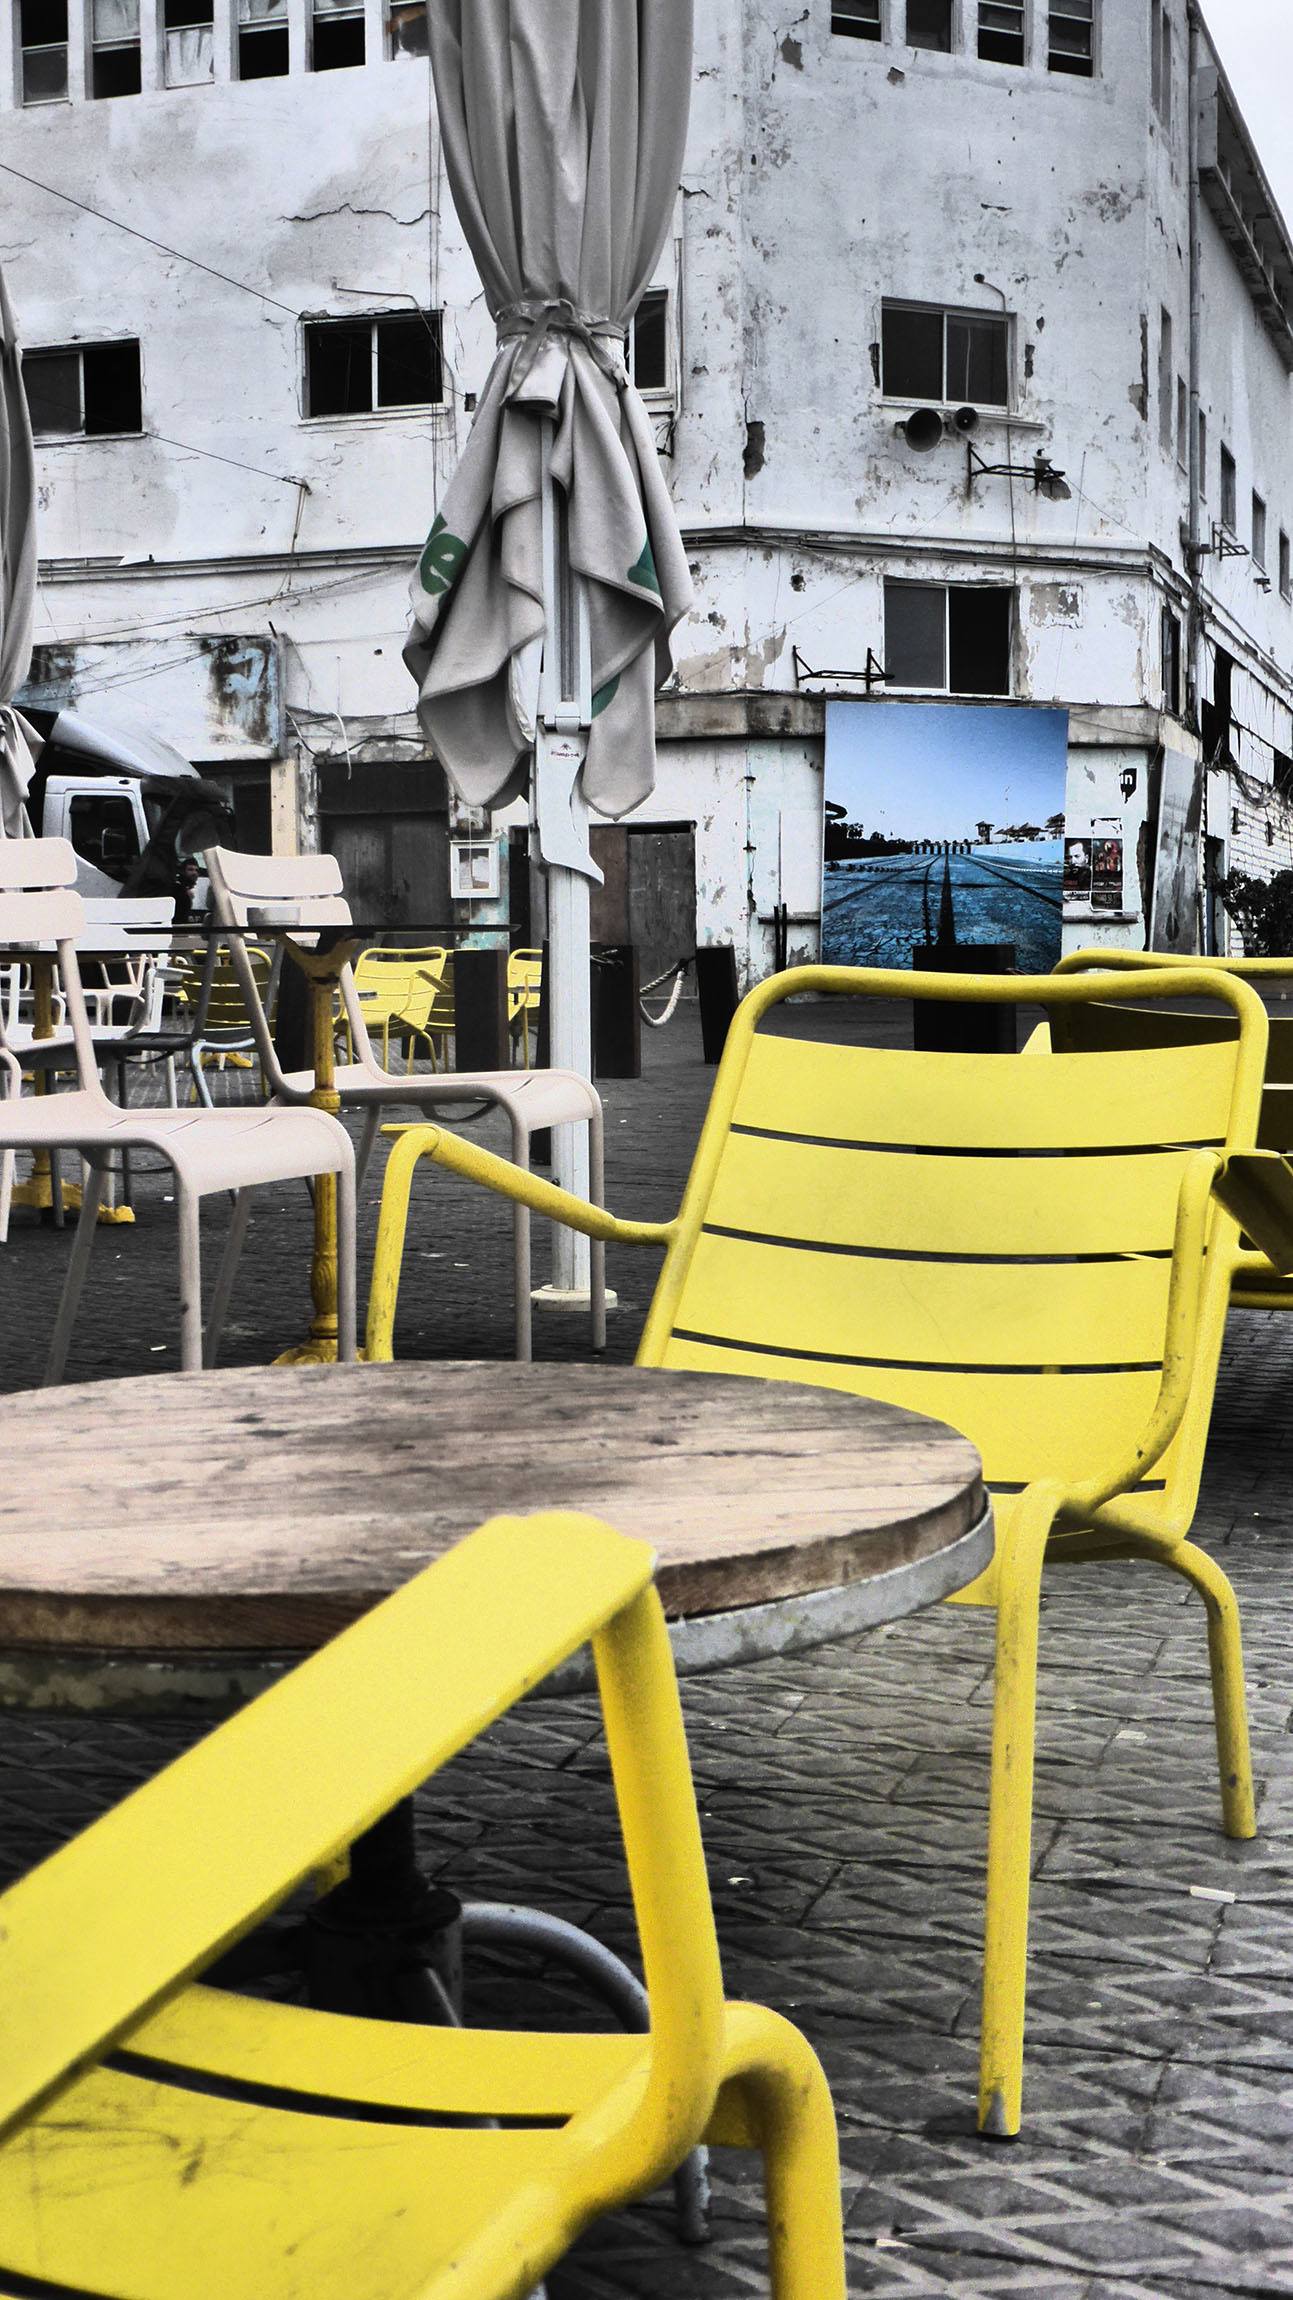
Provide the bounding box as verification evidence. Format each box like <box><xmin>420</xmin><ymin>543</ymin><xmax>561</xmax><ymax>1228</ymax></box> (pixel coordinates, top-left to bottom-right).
<box><xmin>0</xmin><ymin>840</ymin><xmax>358</xmax><ymax>1378</ymax></box>
<box><xmin>205</xmin><ymin>847</ymin><xmax>606</xmax><ymax>1358</ymax></box>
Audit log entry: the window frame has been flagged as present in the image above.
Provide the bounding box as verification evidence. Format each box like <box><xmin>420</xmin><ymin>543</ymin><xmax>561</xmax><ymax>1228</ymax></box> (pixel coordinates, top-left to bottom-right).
<box><xmin>977</xmin><ymin>0</ymin><xmax>1025</xmax><ymax>66</ymax></box>
<box><xmin>386</xmin><ymin>0</ymin><xmax>427</xmax><ymax>57</ymax></box>
<box><xmin>905</xmin><ymin>0</ymin><xmax>957</xmax><ymax>54</ymax></box>
<box><xmin>831</xmin><ymin>0</ymin><xmax>883</xmax><ymax>36</ymax></box>
<box><xmin>19</xmin><ymin>0</ymin><xmax>69</xmax><ymax>103</ymax></box>
<box><xmin>1252</xmin><ymin>491</ymin><xmax>1268</xmax><ymax>572</ymax></box>
<box><xmin>883</xmin><ymin>577</ymin><xmax>1015</xmax><ymax>698</ymax></box>
<box><xmin>1047</xmin><ymin>0</ymin><xmax>1095</xmax><ymax>77</ymax></box>
<box><xmin>627</xmin><ymin>286</ymin><xmax>675</xmax><ymax>403</ymax></box>
<box><xmin>1220</xmin><ymin>441</ymin><xmax>1237</xmax><ymax>534</ymax></box>
<box><xmin>1157</xmin><ymin>308</ymin><xmax>1173</xmax><ymax>456</ymax></box>
<box><xmin>880</xmin><ymin>297</ymin><xmax>1012</xmax><ymax>411</ymax></box>
<box><xmin>310</xmin><ymin>0</ymin><xmax>365</xmax><ymax>70</ymax></box>
<box><xmin>1280</xmin><ymin>529</ymin><xmax>1291</xmax><ymax>604</ymax></box>
<box><xmin>1176</xmin><ymin>377</ymin><xmax>1188</xmax><ymax>471</ymax></box>
<box><xmin>301</xmin><ymin>310</ymin><xmax>445</xmax><ymax>422</ymax></box>
<box><xmin>24</xmin><ymin>339</ymin><xmax>144</xmax><ymax>441</ymax></box>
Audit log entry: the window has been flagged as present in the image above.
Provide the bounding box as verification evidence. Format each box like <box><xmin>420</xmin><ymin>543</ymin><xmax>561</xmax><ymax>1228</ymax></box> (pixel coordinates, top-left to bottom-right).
<box><xmin>1151</xmin><ymin>0</ymin><xmax>1171</xmax><ymax>123</ymax></box>
<box><xmin>1276</xmin><ymin>749</ymin><xmax>1293</xmax><ymax>801</ymax></box>
<box><xmin>881</xmin><ymin>300</ymin><xmax>1009</xmax><ymax>406</ymax></box>
<box><xmin>1281</xmin><ymin>530</ymin><xmax>1291</xmax><ymax>603</ymax></box>
<box><xmin>387</xmin><ymin>0</ymin><xmax>427</xmax><ymax>56</ymax></box>
<box><xmin>1252</xmin><ymin>493</ymin><xmax>1267</xmax><ymax>570</ymax></box>
<box><xmin>884</xmin><ymin>580</ymin><xmax>1013</xmax><ymax>695</ymax></box>
<box><xmin>164</xmin><ymin>0</ymin><xmax>213</xmax><ymax>84</ymax></box>
<box><xmin>304</xmin><ymin>313</ymin><xmax>443</xmax><ymax>416</ymax></box>
<box><xmin>312</xmin><ymin>0</ymin><xmax>364</xmax><ymax>69</ymax></box>
<box><xmin>238</xmin><ymin>0</ymin><xmax>289</xmax><ymax>77</ymax></box>
<box><xmin>1161</xmin><ymin>604</ymin><xmax>1182</xmax><ymax>717</ymax></box>
<box><xmin>19</xmin><ymin>0</ymin><xmax>68</xmax><ymax>102</ymax></box>
<box><xmin>24</xmin><ymin>341</ymin><xmax>142</xmax><ymax>437</ymax></box>
<box><xmin>1158</xmin><ymin>309</ymin><xmax>1173</xmax><ymax>454</ymax></box>
<box><xmin>1198</xmin><ymin>407</ymin><xmax>1207</xmax><ymax>494</ymax></box>
<box><xmin>91</xmin><ymin>0</ymin><xmax>140</xmax><ymax>95</ymax></box>
<box><xmin>1220</xmin><ymin>442</ymin><xmax>1237</xmax><ymax>532</ymax></box>
<box><xmin>628</xmin><ymin>289</ymin><xmax>670</xmax><ymax>395</ymax></box>
<box><xmin>1048</xmin><ymin>0</ymin><xmax>1093</xmax><ymax>75</ymax></box>
<box><xmin>832</xmin><ymin>0</ymin><xmax>882</xmax><ymax>33</ymax></box>
<box><xmin>978</xmin><ymin>0</ymin><xmax>1024</xmax><ymax>63</ymax></box>
<box><xmin>68</xmin><ymin>792</ymin><xmax>138</xmax><ymax>882</ymax></box>
<box><xmin>1176</xmin><ymin>377</ymin><xmax>1188</xmax><ymax>469</ymax></box>
<box><xmin>906</xmin><ymin>0</ymin><xmax>953</xmax><ymax>51</ymax></box>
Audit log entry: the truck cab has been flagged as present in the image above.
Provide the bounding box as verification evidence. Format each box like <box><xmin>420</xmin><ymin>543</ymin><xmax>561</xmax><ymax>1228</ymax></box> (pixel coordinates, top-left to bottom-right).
<box><xmin>19</xmin><ymin>708</ymin><xmax>236</xmax><ymax>912</ymax></box>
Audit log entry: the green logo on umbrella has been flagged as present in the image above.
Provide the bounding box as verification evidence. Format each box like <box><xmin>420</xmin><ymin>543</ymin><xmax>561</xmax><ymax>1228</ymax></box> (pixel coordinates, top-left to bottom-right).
<box><xmin>591</xmin><ymin>675</ymin><xmax>620</xmax><ymax>719</ymax></box>
<box><xmin>627</xmin><ymin>536</ymin><xmax>660</xmax><ymax>595</ymax></box>
<box><xmin>419</xmin><ymin>513</ymin><xmax>467</xmax><ymax>599</ymax></box>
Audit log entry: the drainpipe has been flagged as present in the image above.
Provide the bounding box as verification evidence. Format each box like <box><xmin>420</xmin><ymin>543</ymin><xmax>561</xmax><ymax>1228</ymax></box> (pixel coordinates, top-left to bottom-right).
<box><xmin>1185</xmin><ymin>0</ymin><xmax>1205</xmax><ymax>731</ymax></box>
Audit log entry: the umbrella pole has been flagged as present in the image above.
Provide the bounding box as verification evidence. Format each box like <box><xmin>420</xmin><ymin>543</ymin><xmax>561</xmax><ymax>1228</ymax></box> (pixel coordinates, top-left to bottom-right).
<box><xmin>534</xmin><ymin>420</ymin><xmax>602</xmax><ymax>1305</ymax></box>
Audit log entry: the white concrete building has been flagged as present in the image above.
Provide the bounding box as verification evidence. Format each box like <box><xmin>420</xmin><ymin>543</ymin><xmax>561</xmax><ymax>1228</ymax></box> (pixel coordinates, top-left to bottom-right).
<box><xmin>3</xmin><ymin>0</ymin><xmax>1292</xmax><ymax>974</ymax></box>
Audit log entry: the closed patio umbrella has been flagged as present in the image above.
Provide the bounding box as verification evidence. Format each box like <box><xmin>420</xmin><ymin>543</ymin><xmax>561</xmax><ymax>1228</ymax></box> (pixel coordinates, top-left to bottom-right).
<box><xmin>0</xmin><ymin>272</ymin><xmax>37</xmax><ymax>838</ymax></box>
<box><xmin>405</xmin><ymin>0</ymin><xmax>694</xmax><ymax>1297</ymax></box>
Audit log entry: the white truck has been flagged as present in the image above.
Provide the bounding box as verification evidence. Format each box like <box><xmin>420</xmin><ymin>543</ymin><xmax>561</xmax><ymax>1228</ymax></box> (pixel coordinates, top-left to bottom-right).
<box><xmin>22</xmin><ymin>708</ymin><xmax>235</xmax><ymax>911</ymax></box>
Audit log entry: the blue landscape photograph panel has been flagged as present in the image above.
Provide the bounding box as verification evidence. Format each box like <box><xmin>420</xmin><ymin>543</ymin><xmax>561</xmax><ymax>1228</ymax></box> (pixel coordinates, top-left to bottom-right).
<box><xmin>821</xmin><ymin>701</ymin><xmax>1069</xmax><ymax>974</ymax></box>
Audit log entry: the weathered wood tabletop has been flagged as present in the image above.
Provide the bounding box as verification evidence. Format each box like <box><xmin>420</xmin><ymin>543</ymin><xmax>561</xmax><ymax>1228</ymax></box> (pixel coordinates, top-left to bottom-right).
<box><xmin>0</xmin><ymin>1363</ymin><xmax>990</xmax><ymax>1672</ymax></box>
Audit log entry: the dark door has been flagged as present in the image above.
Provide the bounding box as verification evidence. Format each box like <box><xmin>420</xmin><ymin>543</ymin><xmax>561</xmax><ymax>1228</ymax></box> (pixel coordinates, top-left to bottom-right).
<box><xmin>627</xmin><ymin>822</ymin><xmax>697</xmax><ymax>993</ymax></box>
<box><xmin>319</xmin><ymin>759</ymin><xmax>450</xmax><ymax>929</ymax></box>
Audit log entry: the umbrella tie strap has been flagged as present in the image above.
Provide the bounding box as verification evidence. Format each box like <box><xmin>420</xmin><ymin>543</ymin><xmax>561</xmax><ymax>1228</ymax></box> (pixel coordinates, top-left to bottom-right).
<box><xmin>497</xmin><ymin>297</ymin><xmax>626</xmax><ymax>391</ymax></box>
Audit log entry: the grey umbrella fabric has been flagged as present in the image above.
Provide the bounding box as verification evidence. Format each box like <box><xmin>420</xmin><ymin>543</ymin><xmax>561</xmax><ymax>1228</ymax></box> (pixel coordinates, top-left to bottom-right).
<box><xmin>404</xmin><ymin>0</ymin><xmax>694</xmax><ymax>818</ymax></box>
<box><xmin>0</xmin><ymin>273</ymin><xmax>37</xmax><ymax>837</ymax></box>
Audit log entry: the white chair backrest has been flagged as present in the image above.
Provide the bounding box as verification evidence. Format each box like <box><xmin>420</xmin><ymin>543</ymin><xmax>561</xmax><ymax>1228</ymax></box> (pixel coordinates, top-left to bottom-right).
<box><xmin>0</xmin><ymin>838</ymin><xmax>85</xmax><ymax>949</ymax></box>
<box><xmin>80</xmin><ymin>896</ymin><xmax>175</xmax><ymax>960</ymax></box>
<box><xmin>206</xmin><ymin>848</ymin><xmax>352</xmax><ymax>932</ymax></box>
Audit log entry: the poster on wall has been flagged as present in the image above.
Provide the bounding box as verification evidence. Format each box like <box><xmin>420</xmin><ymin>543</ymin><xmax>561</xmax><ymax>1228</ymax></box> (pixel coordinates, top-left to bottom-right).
<box><xmin>821</xmin><ymin>701</ymin><xmax>1069</xmax><ymax>974</ymax></box>
<box><xmin>1149</xmin><ymin>748</ymin><xmax>1203</xmax><ymax>953</ymax></box>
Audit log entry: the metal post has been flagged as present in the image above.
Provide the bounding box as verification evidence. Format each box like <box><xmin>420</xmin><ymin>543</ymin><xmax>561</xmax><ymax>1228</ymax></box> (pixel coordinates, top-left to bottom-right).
<box><xmin>533</xmin><ymin>418</ymin><xmax>602</xmax><ymax>1307</ymax></box>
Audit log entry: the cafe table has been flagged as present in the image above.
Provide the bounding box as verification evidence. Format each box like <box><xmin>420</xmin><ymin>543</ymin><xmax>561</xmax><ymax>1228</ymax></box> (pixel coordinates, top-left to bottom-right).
<box><xmin>0</xmin><ymin>1356</ymin><xmax>990</xmax><ymax>2230</ymax></box>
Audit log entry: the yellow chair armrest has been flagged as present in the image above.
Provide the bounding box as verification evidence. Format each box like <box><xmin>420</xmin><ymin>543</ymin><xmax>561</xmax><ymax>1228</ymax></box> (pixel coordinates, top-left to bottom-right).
<box><xmin>382</xmin><ymin>1122</ymin><xmax>675</xmax><ymax>1248</ymax></box>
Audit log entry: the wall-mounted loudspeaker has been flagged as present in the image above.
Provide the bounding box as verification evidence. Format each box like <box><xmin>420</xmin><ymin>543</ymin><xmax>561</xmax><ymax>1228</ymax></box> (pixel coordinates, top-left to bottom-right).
<box><xmin>952</xmin><ymin>405</ymin><xmax>980</xmax><ymax>436</ymax></box>
<box><xmin>902</xmin><ymin>408</ymin><xmax>945</xmax><ymax>453</ymax></box>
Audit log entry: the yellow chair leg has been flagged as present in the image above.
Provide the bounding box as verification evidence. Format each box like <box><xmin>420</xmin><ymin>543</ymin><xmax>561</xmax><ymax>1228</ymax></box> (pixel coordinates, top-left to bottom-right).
<box><xmin>709</xmin><ymin>2004</ymin><xmax>846</xmax><ymax>2299</ymax></box>
<box><xmin>364</xmin><ymin>1126</ymin><xmax>436</xmax><ymax>1362</ymax></box>
<box><xmin>978</xmin><ymin>1490</ymin><xmax>1057</xmax><ymax>2141</ymax></box>
<box><xmin>1160</xmin><ymin>1539</ymin><xmax>1256</xmax><ymax>1840</ymax></box>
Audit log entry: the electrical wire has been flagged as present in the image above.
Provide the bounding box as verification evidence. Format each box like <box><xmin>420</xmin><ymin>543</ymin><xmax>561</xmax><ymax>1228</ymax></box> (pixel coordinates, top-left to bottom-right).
<box><xmin>0</xmin><ymin>158</ymin><xmax>299</xmax><ymax>318</ymax></box>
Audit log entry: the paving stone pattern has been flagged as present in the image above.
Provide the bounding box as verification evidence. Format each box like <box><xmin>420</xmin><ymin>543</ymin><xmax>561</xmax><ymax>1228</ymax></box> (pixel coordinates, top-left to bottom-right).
<box><xmin>0</xmin><ymin>1010</ymin><xmax>1291</xmax><ymax>2294</ymax></box>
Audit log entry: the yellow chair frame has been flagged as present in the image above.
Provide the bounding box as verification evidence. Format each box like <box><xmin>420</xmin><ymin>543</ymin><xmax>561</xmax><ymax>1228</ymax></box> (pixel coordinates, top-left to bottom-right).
<box><xmin>1054</xmin><ymin>945</ymin><xmax>1293</xmax><ymax>1308</ymax></box>
<box><xmin>367</xmin><ymin>963</ymin><xmax>1269</xmax><ymax>2138</ymax></box>
<box><xmin>0</xmin><ymin>1511</ymin><xmax>843</xmax><ymax>2298</ymax></box>
<box><xmin>349</xmin><ymin>945</ymin><xmax>453</xmax><ymax>1073</ymax></box>
<box><xmin>507</xmin><ymin>947</ymin><xmax>543</xmax><ymax>1065</ymax></box>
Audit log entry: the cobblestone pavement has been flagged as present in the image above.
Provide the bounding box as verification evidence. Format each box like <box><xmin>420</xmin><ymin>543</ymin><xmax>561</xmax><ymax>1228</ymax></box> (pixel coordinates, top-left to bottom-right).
<box><xmin>1</xmin><ymin>1010</ymin><xmax>1291</xmax><ymax>2294</ymax></box>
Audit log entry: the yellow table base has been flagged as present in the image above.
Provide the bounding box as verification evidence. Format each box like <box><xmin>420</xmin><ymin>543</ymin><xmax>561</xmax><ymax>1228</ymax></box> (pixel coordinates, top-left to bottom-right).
<box><xmin>10</xmin><ymin>1172</ymin><xmax>135</xmax><ymax>1226</ymax></box>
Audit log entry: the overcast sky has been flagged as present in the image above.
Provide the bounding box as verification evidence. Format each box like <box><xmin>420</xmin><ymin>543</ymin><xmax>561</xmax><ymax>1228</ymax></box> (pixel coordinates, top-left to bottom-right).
<box><xmin>1203</xmin><ymin>1</ymin><xmax>1293</xmax><ymax>227</ymax></box>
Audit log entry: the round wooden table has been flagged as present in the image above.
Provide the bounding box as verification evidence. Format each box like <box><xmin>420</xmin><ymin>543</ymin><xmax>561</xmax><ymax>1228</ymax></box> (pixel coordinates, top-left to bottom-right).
<box><xmin>0</xmin><ymin>1362</ymin><xmax>991</xmax><ymax>1707</ymax></box>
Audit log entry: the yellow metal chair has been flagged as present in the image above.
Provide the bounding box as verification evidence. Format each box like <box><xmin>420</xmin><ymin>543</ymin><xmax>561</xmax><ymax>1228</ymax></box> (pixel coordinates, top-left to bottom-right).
<box><xmin>1054</xmin><ymin>947</ymin><xmax>1293</xmax><ymax>1308</ymax></box>
<box><xmin>368</xmin><ymin>963</ymin><xmax>1269</xmax><ymax>2138</ymax></box>
<box><xmin>507</xmin><ymin>946</ymin><xmax>543</xmax><ymax>1065</ymax></box>
<box><xmin>0</xmin><ymin>1511</ymin><xmax>843</xmax><ymax>2299</ymax></box>
<box><xmin>350</xmin><ymin>945</ymin><xmax>452</xmax><ymax>1072</ymax></box>
<box><xmin>176</xmin><ymin>942</ymin><xmax>275</xmax><ymax>1106</ymax></box>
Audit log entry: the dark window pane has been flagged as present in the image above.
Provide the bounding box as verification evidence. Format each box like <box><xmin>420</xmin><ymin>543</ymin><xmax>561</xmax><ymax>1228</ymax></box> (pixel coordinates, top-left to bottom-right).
<box><xmin>82</xmin><ymin>340</ymin><xmax>142</xmax><ymax>433</ymax></box>
<box><xmin>632</xmin><ymin>291</ymin><xmax>668</xmax><ymax>392</ymax></box>
<box><xmin>68</xmin><ymin>793</ymin><xmax>139</xmax><ymax>878</ymax></box>
<box><xmin>948</xmin><ymin>587</ymin><xmax>1012</xmax><ymax>696</ymax></box>
<box><xmin>306</xmin><ymin>320</ymin><xmax>372</xmax><ymax>415</ymax></box>
<box><xmin>21</xmin><ymin>0</ymin><xmax>66</xmax><ymax>40</ymax></box>
<box><xmin>1220</xmin><ymin>444</ymin><xmax>1236</xmax><ymax>529</ymax></box>
<box><xmin>388</xmin><ymin>0</ymin><xmax>427</xmax><ymax>54</ymax></box>
<box><xmin>907</xmin><ymin>0</ymin><xmax>952</xmax><ymax>50</ymax></box>
<box><xmin>885</xmin><ymin>582</ymin><xmax>947</xmax><ymax>688</ymax></box>
<box><xmin>92</xmin><ymin>42</ymin><xmax>141</xmax><ymax>93</ymax></box>
<box><xmin>313</xmin><ymin>11</ymin><xmax>365</xmax><ymax>67</ymax></box>
<box><xmin>946</xmin><ymin>313</ymin><xmax>1008</xmax><ymax>406</ymax></box>
<box><xmin>832</xmin><ymin>0</ymin><xmax>881</xmax><ymax>35</ymax></box>
<box><xmin>979</xmin><ymin>1</ymin><xmax>1024</xmax><ymax>63</ymax></box>
<box><xmin>881</xmin><ymin>304</ymin><xmax>944</xmax><ymax>398</ymax></box>
<box><xmin>24</xmin><ymin>350</ymin><xmax>81</xmax><ymax>435</ymax></box>
<box><xmin>238</xmin><ymin>22</ymin><xmax>288</xmax><ymax>70</ymax></box>
<box><xmin>21</xmin><ymin>43</ymin><xmax>68</xmax><ymax>98</ymax></box>
<box><xmin>1048</xmin><ymin>0</ymin><xmax>1094</xmax><ymax>73</ymax></box>
<box><xmin>375</xmin><ymin>314</ymin><xmax>441</xmax><ymax>406</ymax></box>
<box><xmin>164</xmin><ymin>0</ymin><xmax>212</xmax><ymax>24</ymax></box>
